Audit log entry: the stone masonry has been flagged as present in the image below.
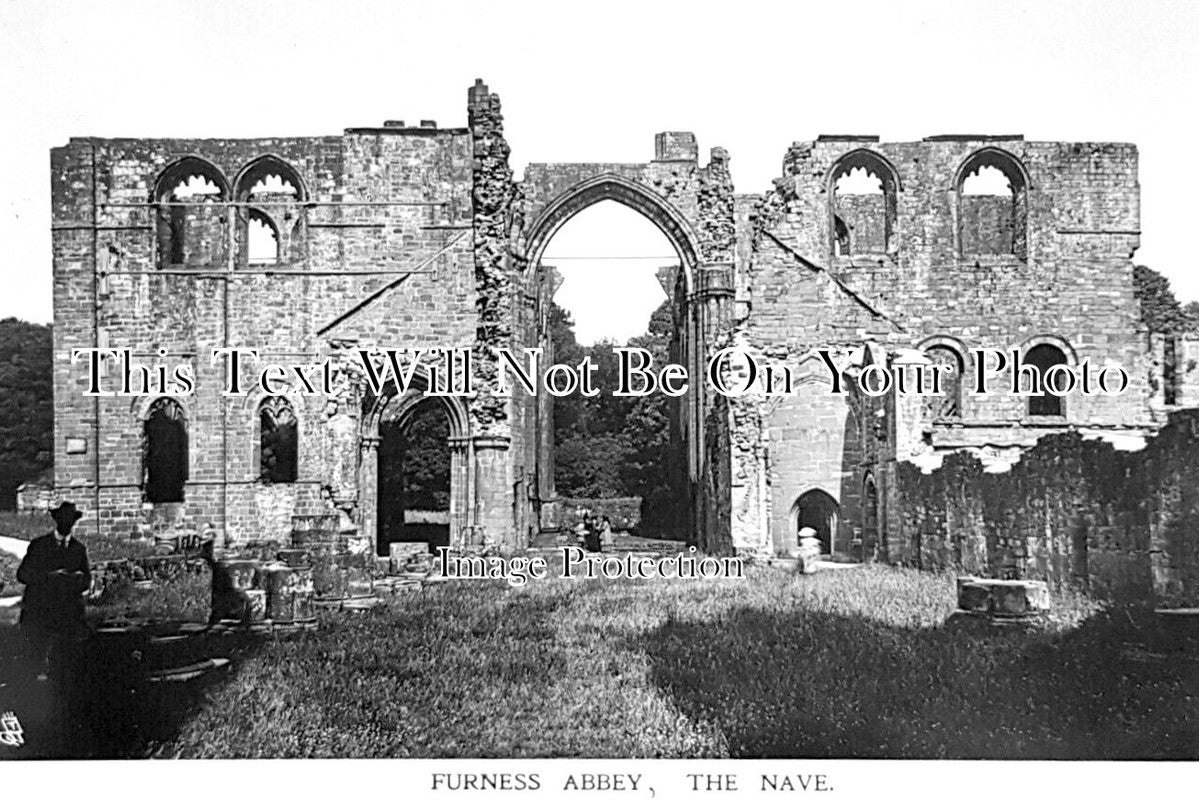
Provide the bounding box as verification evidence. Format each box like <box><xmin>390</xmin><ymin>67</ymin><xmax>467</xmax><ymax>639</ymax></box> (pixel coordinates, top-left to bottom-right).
<box><xmin>49</xmin><ymin>80</ymin><xmax>1196</xmax><ymax>598</ymax></box>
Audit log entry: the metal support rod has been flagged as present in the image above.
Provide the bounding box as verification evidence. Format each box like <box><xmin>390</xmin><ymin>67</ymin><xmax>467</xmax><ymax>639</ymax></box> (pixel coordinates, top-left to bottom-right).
<box><xmin>102</xmin><ymin>200</ymin><xmax>448</xmax><ymax>208</ymax></box>
<box><xmin>104</xmin><ymin>268</ymin><xmax>434</xmax><ymax>277</ymax></box>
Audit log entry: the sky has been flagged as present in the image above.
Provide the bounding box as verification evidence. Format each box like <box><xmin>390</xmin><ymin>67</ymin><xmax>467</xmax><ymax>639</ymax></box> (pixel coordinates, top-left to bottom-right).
<box><xmin>1</xmin><ymin>0</ymin><xmax>1197</xmax><ymax>339</ymax></box>
<box><xmin>542</xmin><ymin>201</ymin><xmax>674</xmax><ymax>344</ymax></box>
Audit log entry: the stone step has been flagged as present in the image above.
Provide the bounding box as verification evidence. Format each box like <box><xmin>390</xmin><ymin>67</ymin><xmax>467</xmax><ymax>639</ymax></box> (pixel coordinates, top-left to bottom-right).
<box><xmin>372</xmin><ymin>575</ymin><xmax>429</xmax><ymax>596</ymax></box>
<box><xmin>526</xmin><ymin>547</ymin><xmax>690</xmax><ymax>560</ymax></box>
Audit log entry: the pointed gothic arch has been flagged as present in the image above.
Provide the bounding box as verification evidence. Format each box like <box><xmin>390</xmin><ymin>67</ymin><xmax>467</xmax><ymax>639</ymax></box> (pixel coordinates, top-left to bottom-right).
<box><xmin>954</xmin><ymin>147</ymin><xmax>1031</xmax><ymax>259</ymax></box>
<box><xmin>232</xmin><ymin>154</ymin><xmax>308</xmax><ymax>202</ymax></box>
<box><xmin>522</xmin><ymin>173</ymin><xmax>701</xmax><ymax>293</ymax></box>
<box><xmin>827</xmin><ymin>148</ymin><xmax>902</xmax><ymax>257</ymax></box>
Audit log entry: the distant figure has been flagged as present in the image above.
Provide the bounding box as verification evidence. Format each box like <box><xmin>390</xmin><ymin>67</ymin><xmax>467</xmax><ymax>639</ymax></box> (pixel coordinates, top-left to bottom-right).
<box><xmin>582</xmin><ymin>513</ymin><xmax>602</xmax><ymax>553</ymax></box>
<box><xmin>599</xmin><ymin>516</ymin><xmax>614</xmax><ymax>550</ymax></box>
<box><xmin>573</xmin><ymin>511</ymin><xmax>590</xmax><ymax>548</ymax></box>
<box><xmin>17</xmin><ymin>501</ymin><xmax>91</xmax><ymax>681</ymax></box>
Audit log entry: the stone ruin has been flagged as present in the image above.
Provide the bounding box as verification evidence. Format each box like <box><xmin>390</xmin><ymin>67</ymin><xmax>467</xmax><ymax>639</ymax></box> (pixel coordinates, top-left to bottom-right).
<box><xmin>47</xmin><ymin>79</ymin><xmax>1199</xmax><ymax>604</ymax></box>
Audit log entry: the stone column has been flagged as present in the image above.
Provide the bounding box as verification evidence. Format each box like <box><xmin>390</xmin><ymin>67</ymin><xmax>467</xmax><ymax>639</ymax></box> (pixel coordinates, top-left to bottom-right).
<box><xmin>448</xmin><ymin>436</ymin><xmax>472</xmax><ymax>550</ymax></box>
<box><xmin>471</xmin><ymin>435</ymin><xmax>513</xmax><ymax>552</ymax></box>
<box><xmin>357</xmin><ymin>435</ymin><xmax>381</xmax><ymax>553</ymax></box>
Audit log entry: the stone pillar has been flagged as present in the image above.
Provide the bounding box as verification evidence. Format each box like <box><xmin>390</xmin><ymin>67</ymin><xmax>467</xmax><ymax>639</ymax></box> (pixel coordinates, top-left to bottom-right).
<box><xmin>357</xmin><ymin>435</ymin><xmax>381</xmax><ymax>553</ymax></box>
<box><xmin>471</xmin><ymin>435</ymin><xmax>513</xmax><ymax>552</ymax></box>
<box><xmin>325</xmin><ymin>410</ymin><xmax>359</xmax><ymax>511</ymax></box>
<box><xmin>690</xmin><ymin>146</ymin><xmax>738</xmax><ymax>554</ymax></box>
<box><xmin>448</xmin><ymin>436</ymin><xmax>472</xmax><ymax>549</ymax></box>
<box><xmin>536</xmin><ymin>270</ymin><xmax>560</xmax><ymax>504</ymax></box>
<box><xmin>323</xmin><ymin>338</ymin><xmax>367</xmax><ymax>519</ymax></box>
<box><xmin>890</xmin><ymin>348</ymin><xmax>930</xmax><ymax>465</ymax></box>
<box><xmin>467</xmin><ymin>78</ymin><xmax>514</xmax><ymax>441</ymax></box>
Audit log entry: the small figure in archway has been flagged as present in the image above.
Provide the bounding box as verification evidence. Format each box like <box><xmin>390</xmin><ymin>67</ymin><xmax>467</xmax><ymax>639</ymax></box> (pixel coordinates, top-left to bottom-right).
<box><xmin>796</xmin><ymin>526</ymin><xmax>822</xmax><ymax>575</ymax></box>
<box><xmin>598</xmin><ymin>516</ymin><xmax>614</xmax><ymax>550</ymax></box>
<box><xmin>583</xmin><ymin>515</ymin><xmax>603</xmax><ymax>553</ymax></box>
<box><xmin>17</xmin><ymin>501</ymin><xmax>91</xmax><ymax>683</ymax></box>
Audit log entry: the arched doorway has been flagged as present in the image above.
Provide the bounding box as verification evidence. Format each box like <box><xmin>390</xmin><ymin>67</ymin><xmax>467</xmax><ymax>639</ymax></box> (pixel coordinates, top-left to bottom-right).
<box><xmin>792</xmin><ymin>489</ymin><xmax>839</xmax><ymax>556</ymax></box>
<box><xmin>1024</xmin><ymin>342</ymin><xmax>1071</xmax><ymax>418</ymax></box>
<box><xmin>378</xmin><ymin>398</ymin><xmax>451</xmax><ymax>556</ymax></box>
<box><xmin>361</xmin><ymin>370</ymin><xmax>470</xmax><ymax>557</ymax></box>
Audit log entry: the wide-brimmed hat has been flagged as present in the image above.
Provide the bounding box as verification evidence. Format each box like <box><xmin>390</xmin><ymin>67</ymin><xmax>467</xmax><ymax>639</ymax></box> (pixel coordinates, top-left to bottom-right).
<box><xmin>49</xmin><ymin>501</ymin><xmax>84</xmax><ymax>525</ymax></box>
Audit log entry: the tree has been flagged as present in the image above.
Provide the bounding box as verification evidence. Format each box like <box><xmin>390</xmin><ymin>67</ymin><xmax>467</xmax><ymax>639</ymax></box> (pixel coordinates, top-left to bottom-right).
<box><xmin>398</xmin><ymin>404</ymin><xmax>451</xmax><ymax>510</ymax></box>
<box><xmin>0</xmin><ymin>318</ymin><xmax>53</xmax><ymax>509</ymax></box>
<box><xmin>549</xmin><ymin>300</ymin><xmax>678</xmax><ymax>517</ymax></box>
<box><xmin>1185</xmin><ymin>301</ymin><xmax>1199</xmax><ymax>333</ymax></box>
<box><xmin>1133</xmin><ymin>265</ymin><xmax>1190</xmax><ymax>335</ymax></box>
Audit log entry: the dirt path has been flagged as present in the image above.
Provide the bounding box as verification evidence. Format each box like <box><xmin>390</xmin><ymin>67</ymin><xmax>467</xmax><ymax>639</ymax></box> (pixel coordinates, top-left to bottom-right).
<box><xmin>0</xmin><ymin>536</ymin><xmax>28</xmax><ymax>559</ymax></box>
<box><xmin>0</xmin><ymin>537</ymin><xmax>27</xmax><ymax>608</ymax></box>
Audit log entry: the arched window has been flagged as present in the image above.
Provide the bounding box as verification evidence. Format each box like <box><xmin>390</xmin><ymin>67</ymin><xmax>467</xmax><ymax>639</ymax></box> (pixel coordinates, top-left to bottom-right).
<box><xmin>234</xmin><ymin>156</ymin><xmax>305</xmax><ymax>267</ymax></box>
<box><xmin>235</xmin><ymin>156</ymin><xmax>304</xmax><ymax>202</ymax></box>
<box><xmin>247</xmin><ymin>210</ymin><xmax>280</xmax><ymax>264</ymax></box>
<box><xmin>924</xmin><ymin>344</ymin><xmax>964</xmax><ymax>419</ymax></box>
<box><xmin>259</xmin><ymin>397</ymin><xmax>298</xmax><ymax>483</ymax></box>
<box><xmin>957</xmin><ymin>149</ymin><xmax>1029</xmax><ymax>259</ymax></box>
<box><xmin>153</xmin><ymin>157</ymin><xmax>229</xmax><ymax>269</ymax></box>
<box><xmin>829</xmin><ymin>150</ymin><xmax>900</xmax><ymax>257</ymax></box>
<box><xmin>143</xmin><ymin>398</ymin><xmax>188</xmax><ymax>502</ymax></box>
<box><xmin>1024</xmin><ymin>343</ymin><xmax>1070</xmax><ymax>417</ymax></box>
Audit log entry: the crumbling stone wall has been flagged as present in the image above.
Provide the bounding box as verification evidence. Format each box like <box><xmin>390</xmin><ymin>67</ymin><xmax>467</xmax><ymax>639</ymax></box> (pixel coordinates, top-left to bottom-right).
<box><xmin>891</xmin><ymin>409</ymin><xmax>1199</xmax><ymax>603</ymax></box>
<box><xmin>52</xmin><ymin>81</ymin><xmax>1178</xmax><ymax>584</ymax></box>
<box><xmin>541</xmin><ymin>497</ymin><xmax>642</xmax><ymax>532</ymax></box>
<box><xmin>960</xmin><ymin>195</ymin><xmax>1016</xmax><ymax>255</ymax></box>
<box><xmin>833</xmin><ymin>193</ymin><xmax>888</xmax><ymax>255</ymax></box>
<box><xmin>732</xmin><ymin>134</ymin><xmax>1153</xmax><ymax>558</ymax></box>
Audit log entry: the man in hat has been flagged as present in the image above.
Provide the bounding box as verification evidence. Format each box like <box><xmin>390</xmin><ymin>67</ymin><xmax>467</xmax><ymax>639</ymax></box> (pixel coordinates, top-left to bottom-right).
<box><xmin>16</xmin><ymin>501</ymin><xmax>91</xmax><ymax>680</ymax></box>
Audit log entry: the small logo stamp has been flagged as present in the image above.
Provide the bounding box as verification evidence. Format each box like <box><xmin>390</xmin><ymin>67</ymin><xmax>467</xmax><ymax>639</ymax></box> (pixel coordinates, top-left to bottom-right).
<box><xmin>0</xmin><ymin>712</ymin><xmax>24</xmax><ymax>747</ymax></box>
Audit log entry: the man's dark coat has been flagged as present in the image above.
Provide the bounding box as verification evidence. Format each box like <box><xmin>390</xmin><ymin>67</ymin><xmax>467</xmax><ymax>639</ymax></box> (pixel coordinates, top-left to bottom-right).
<box><xmin>17</xmin><ymin>535</ymin><xmax>90</xmax><ymax>633</ymax></box>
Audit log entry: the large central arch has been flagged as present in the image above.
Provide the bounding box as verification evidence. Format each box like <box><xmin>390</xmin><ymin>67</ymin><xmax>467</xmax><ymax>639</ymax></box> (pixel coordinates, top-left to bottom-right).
<box><xmin>516</xmin><ymin>171</ymin><xmax>707</xmax><ymax>540</ymax></box>
<box><xmin>522</xmin><ymin>173</ymin><xmax>702</xmax><ymax>294</ymax></box>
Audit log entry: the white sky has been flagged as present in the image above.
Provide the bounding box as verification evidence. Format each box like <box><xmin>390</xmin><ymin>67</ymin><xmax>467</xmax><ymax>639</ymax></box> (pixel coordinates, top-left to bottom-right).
<box><xmin>542</xmin><ymin>201</ymin><xmax>674</xmax><ymax>344</ymax></box>
<box><xmin>2</xmin><ymin>0</ymin><xmax>1197</xmax><ymax>335</ymax></box>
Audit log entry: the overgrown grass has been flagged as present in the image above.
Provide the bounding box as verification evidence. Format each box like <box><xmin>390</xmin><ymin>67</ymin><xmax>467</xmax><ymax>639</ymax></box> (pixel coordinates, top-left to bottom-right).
<box><xmin>0</xmin><ymin>511</ymin><xmax>159</xmax><ymax>561</ymax></box>
<box><xmin>89</xmin><ymin>567</ymin><xmax>211</xmax><ymax>624</ymax></box>
<box><xmin>148</xmin><ymin>563</ymin><xmax>1196</xmax><ymax>759</ymax></box>
<box><xmin>0</xmin><ymin>510</ymin><xmax>51</xmax><ymax>541</ymax></box>
<box><xmin>79</xmin><ymin>535</ymin><xmax>160</xmax><ymax>563</ymax></box>
<box><xmin>0</xmin><ymin>550</ymin><xmax>19</xmax><ymax>596</ymax></box>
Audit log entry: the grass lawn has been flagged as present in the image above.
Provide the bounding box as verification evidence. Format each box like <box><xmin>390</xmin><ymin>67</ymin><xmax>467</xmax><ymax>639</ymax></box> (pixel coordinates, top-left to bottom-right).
<box><xmin>0</xmin><ymin>511</ymin><xmax>52</xmax><ymax>541</ymax></box>
<box><xmin>1</xmin><ymin>558</ymin><xmax>1195</xmax><ymax>759</ymax></box>
<box><xmin>0</xmin><ymin>550</ymin><xmax>19</xmax><ymax>596</ymax></box>
<box><xmin>140</xmin><ymin>563</ymin><xmax>1195</xmax><ymax>759</ymax></box>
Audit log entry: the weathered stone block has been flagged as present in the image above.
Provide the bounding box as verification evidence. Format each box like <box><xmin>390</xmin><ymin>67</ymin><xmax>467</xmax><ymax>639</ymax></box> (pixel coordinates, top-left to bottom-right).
<box><xmin>957</xmin><ymin>576</ymin><xmax>1051</xmax><ymax>616</ymax></box>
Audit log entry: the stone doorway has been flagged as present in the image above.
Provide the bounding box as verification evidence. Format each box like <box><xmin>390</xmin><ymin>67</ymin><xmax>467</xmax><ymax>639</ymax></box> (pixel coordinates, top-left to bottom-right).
<box><xmin>363</xmin><ymin>382</ymin><xmax>470</xmax><ymax>557</ymax></box>
<box><xmin>377</xmin><ymin>399</ymin><xmax>452</xmax><ymax>557</ymax></box>
<box><xmin>793</xmin><ymin>489</ymin><xmax>839</xmax><ymax>558</ymax></box>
